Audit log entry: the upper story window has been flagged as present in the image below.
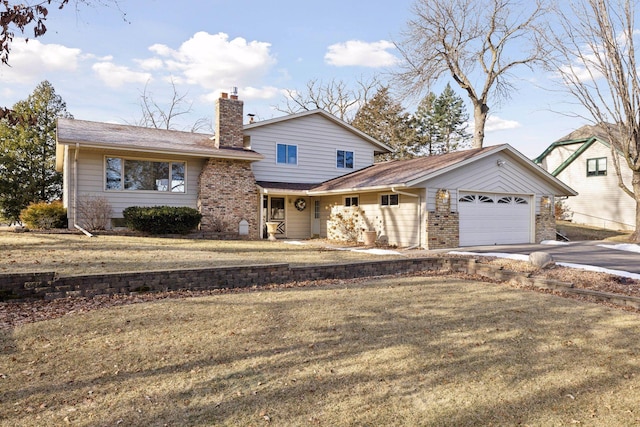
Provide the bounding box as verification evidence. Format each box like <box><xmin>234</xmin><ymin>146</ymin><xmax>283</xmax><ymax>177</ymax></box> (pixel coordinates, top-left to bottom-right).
<box><xmin>345</xmin><ymin>196</ymin><xmax>359</xmax><ymax>207</ymax></box>
<box><xmin>106</xmin><ymin>157</ymin><xmax>185</xmax><ymax>192</ymax></box>
<box><xmin>381</xmin><ymin>194</ymin><xmax>399</xmax><ymax>206</ymax></box>
<box><xmin>587</xmin><ymin>157</ymin><xmax>607</xmax><ymax>176</ymax></box>
<box><xmin>337</xmin><ymin>150</ymin><xmax>354</xmax><ymax>169</ymax></box>
<box><xmin>277</xmin><ymin>143</ymin><xmax>297</xmax><ymax>165</ymax></box>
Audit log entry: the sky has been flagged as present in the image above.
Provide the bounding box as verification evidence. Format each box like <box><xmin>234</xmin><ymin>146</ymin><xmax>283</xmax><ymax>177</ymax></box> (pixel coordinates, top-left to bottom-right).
<box><xmin>0</xmin><ymin>0</ymin><xmax>589</xmax><ymax>158</ymax></box>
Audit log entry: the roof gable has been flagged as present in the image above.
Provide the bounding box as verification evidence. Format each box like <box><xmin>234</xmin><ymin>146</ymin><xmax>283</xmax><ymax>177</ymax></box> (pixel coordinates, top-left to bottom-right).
<box><xmin>309</xmin><ymin>144</ymin><xmax>576</xmax><ymax>196</ymax></box>
<box><xmin>243</xmin><ymin>109</ymin><xmax>393</xmax><ymax>154</ymax></box>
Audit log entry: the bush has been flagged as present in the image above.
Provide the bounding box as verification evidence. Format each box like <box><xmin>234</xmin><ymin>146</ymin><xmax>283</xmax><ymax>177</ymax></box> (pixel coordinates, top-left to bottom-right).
<box><xmin>77</xmin><ymin>194</ymin><xmax>112</xmax><ymax>230</ymax></box>
<box><xmin>20</xmin><ymin>201</ymin><xmax>67</xmax><ymax>229</ymax></box>
<box><xmin>122</xmin><ymin>206</ymin><xmax>202</xmax><ymax>235</ymax></box>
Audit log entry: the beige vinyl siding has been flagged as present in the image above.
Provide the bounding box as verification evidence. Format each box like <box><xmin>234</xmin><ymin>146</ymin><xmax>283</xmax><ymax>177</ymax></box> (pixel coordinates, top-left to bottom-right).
<box><xmin>68</xmin><ymin>148</ymin><xmax>204</xmax><ymax>227</ymax></box>
<box><xmin>285</xmin><ymin>196</ymin><xmax>312</xmax><ymax>239</ymax></box>
<box><xmin>552</xmin><ymin>143</ymin><xmax>635</xmax><ymax>230</ymax></box>
<box><xmin>247</xmin><ymin>114</ymin><xmax>376</xmax><ymax>183</ymax></box>
<box><xmin>423</xmin><ymin>153</ymin><xmax>557</xmax><ymax>215</ymax></box>
<box><xmin>320</xmin><ymin>190</ymin><xmax>421</xmax><ymax>247</ymax></box>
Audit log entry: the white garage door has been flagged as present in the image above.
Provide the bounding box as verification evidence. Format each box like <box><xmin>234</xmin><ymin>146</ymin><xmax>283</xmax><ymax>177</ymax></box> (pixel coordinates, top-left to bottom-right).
<box><xmin>458</xmin><ymin>193</ymin><xmax>532</xmax><ymax>246</ymax></box>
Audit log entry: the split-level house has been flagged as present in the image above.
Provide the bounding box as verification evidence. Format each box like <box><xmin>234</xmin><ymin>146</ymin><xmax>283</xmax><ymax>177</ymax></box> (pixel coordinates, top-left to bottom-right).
<box><xmin>535</xmin><ymin>124</ymin><xmax>635</xmax><ymax>231</ymax></box>
<box><xmin>56</xmin><ymin>93</ymin><xmax>576</xmax><ymax>249</ymax></box>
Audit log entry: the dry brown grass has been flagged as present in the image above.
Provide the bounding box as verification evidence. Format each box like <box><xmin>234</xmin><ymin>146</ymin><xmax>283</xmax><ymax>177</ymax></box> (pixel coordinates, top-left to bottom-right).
<box><xmin>0</xmin><ymin>231</ymin><xmax>405</xmax><ymax>276</ymax></box>
<box><xmin>3</xmin><ymin>275</ymin><xmax>640</xmax><ymax>426</ymax></box>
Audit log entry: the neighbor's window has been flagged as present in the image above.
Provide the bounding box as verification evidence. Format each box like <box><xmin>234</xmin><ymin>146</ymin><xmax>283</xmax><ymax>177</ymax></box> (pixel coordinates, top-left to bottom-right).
<box><xmin>587</xmin><ymin>157</ymin><xmax>607</xmax><ymax>176</ymax></box>
<box><xmin>277</xmin><ymin>143</ymin><xmax>297</xmax><ymax>165</ymax></box>
<box><xmin>380</xmin><ymin>194</ymin><xmax>399</xmax><ymax>206</ymax></box>
<box><xmin>337</xmin><ymin>150</ymin><xmax>354</xmax><ymax>169</ymax></box>
<box><xmin>345</xmin><ymin>196</ymin><xmax>359</xmax><ymax>207</ymax></box>
<box><xmin>105</xmin><ymin>157</ymin><xmax>186</xmax><ymax>192</ymax></box>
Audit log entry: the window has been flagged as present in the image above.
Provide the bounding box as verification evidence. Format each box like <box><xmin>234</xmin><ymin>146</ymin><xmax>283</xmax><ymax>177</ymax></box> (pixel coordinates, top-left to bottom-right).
<box><xmin>314</xmin><ymin>200</ymin><xmax>320</xmax><ymax>219</ymax></box>
<box><xmin>458</xmin><ymin>194</ymin><xmax>494</xmax><ymax>203</ymax></box>
<box><xmin>105</xmin><ymin>157</ymin><xmax>186</xmax><ymax>192</ymax></box>
<box><xmin>587</xmin><ymin>157</ymin><xmax>607</xmax><ymax>176</ymax></box>
<box><xmin>497</xmin><ymin>196</ymin><xmax>528</xmax><ymax>205</ymax></box>
<box><xmin>345</xmin><ymin>196</ymin><xmax>359</xmax><ymax>207</ymax></box>
<box><xmin>337</xmin><ymin>150</ymin><xmax>354</xmax><ymax>169</ymax></box>
<box><xmin>381</xmin><ymin>194</ymin><xmax>399</xmax><ymax>206</ymax></box>
<box><xmin>277</xmin><ymin>143</ymin><xmax>297</xmax><ymax>165</ymax></box>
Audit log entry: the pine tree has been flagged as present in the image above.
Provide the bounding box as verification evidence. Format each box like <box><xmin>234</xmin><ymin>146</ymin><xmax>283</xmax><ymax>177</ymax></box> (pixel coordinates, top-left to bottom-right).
<box><xmin>413</xmin><ymin>83</ymin><xmax>471</xmax><ymax>155</ymax></box>
<box><xmin>0</xmin><ymin>81</ymin><xmax>72</xmax><ymax>223</ymax></box>
<box><xmin>351</xmin><ymin>87</ymin><xmax>417</xmax><ymax>161</ymax></box>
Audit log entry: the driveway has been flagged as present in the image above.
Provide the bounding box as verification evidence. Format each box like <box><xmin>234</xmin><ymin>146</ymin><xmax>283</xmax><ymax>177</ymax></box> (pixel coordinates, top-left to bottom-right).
<box><xmin>451</xmin><ymin>240</ymin><xmax>640</xmax><ymax>275</ymax></box>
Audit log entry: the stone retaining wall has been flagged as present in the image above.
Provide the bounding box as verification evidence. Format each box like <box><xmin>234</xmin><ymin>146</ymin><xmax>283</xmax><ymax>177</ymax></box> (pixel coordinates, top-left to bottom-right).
<box><xmin>2</xmin><ymin>258</ymin><xmax>640</xmax><ymax>311</ymax></box>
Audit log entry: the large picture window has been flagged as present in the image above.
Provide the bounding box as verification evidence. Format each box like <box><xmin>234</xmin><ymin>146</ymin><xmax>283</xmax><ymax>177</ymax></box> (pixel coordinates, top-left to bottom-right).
<box><xmin>105</xmin><ymin>157</ymin><xmax>186</xmax><ymax>192</ymax></box>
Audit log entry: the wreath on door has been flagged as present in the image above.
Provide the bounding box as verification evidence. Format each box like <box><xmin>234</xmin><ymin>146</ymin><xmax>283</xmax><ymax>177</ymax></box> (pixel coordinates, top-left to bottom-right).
<box><xmin>294</xmin><ymin>198</ymin><xmax>306</xmax><ymax>211</ymax></box>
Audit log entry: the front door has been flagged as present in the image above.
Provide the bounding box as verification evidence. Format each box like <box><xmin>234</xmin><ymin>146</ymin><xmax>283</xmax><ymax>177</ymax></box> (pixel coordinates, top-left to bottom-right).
<box><xmin>269</xmin><ymin>197</ymin><xmax>286</xmax><ymax>237</ymax></box>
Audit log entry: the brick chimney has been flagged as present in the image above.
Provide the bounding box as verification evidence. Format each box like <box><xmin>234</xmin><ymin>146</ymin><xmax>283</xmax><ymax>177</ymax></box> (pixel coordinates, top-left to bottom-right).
<box><xmin>215</xmin><ymin>92</ymin><xmax>244</xmax><ymax>149</ymax></box>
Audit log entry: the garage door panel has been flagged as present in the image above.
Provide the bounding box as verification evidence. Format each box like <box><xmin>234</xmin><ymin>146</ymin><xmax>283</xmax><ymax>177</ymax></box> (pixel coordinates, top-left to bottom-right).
<box><xmin>458</xmin><ymin>193</ymin><xmax>531</xmax><ymax>246</ymax></box>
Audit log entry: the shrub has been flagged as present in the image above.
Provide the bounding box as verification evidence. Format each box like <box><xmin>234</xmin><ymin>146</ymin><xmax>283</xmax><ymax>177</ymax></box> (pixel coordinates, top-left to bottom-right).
<box><xmin>77</xmin><ymin>194</ymin><xmax>113</xmax><ymax>230</ymax></box>
<box><xmin>555</xmin><ymin>199</ymin><xmax>573</xmax><ymax>221</ymax></box>
<box><xmin>122</xmin><ymin>206</ymin><xmax>202</xmax><ymax>235</ymax></box>
<box><xmin>327</xmin><ymin>206</ymin><xmax>365</xmax><ymax>243</ymax></box>
<box><xmin>20</xmin><ymin>201</ymin><xmax>67</xmax><ymax>229</ymax></box>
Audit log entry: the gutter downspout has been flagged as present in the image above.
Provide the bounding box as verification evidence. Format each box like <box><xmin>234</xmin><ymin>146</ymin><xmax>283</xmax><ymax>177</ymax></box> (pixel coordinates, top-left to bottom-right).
<box><xmin>72</xmin><ymin>143</ymin><xmax>93</xmax><ymax>237</ymax></box>
<box><xmin>391</xmin><ymin>187</ymin><xmax>421</xmax><ymax>249</ymax></box>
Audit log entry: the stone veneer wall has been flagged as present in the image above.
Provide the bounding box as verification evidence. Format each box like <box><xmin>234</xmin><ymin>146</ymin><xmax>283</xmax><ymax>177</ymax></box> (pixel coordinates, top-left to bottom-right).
<box><xmin>198</xmin><ymin>158</ymin><xmax>259</xmax><ymax>238</ymax></box>
<box><xmin>425</xmin><ymin>190</ymin><xmax>459</xmax><ymax>249</ymax></box>
<box><xmin>215</xmin><ymin>94</ymin><xmax>244</xmax><ymax>149</ymax></box>
<box><xmin>535</xmin><ymin>196</ymin><xmax>556</xmax><ymax>242</ymax></box>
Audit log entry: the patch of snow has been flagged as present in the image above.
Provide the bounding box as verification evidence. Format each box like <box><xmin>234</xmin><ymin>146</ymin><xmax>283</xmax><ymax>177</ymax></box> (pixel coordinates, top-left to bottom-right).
<box><xmin>283</xmin><ymin>240</ymin><xmax>306</xmax><ymax>245</ymax></box>
<box><xmin>598</xmin><ymin>243</ymin><xmax>640</xmax><ymax>254</ymax></box>
<box><xmin>352</xmin><ymin>248</ymin><xmax>402</xmax><ymax>256</ymax></box>
<box><xmin>448</xmin><ymin>251</ymin><xmax>530</xmax><ymax>262</ymax></box>
<box><xmin>541</xmin><ymin>240</ymin><xmax>570</xmax><ymax>246</ymax></box>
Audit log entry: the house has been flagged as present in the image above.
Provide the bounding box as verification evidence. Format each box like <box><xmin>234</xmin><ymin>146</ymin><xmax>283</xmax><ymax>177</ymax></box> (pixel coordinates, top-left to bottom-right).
<box><xmin>535</xmin><ymin>124</ymin><xmax>635</xmax><ymax>231</ymax></box>
<box><xmin>56</xmin><ymin>93</ymin><xmax>576</xmax><ymax>249</ymax></box>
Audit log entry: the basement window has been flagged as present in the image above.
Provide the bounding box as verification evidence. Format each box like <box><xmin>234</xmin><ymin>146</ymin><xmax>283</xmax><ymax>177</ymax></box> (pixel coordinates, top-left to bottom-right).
<box><xmin>587</xmin><ymin>157</ymin><xmax>607</xmax><ymax>176</ymax></box>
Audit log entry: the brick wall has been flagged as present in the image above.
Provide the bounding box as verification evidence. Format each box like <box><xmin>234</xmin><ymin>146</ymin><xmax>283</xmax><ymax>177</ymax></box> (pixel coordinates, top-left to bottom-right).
<box><xmin>198</xmin><ymin>158</ymin><xmax>259</xmax><ymax>238</ymax></box>
<box><xmin>215</xmin><ymin>93</ymin><xmax>244</xmax><ymax>149</ymax></box>
<box><xmin>425</xmin><ymin>190</ymin><xmax>459</xmax><ymax>249</ymax></box>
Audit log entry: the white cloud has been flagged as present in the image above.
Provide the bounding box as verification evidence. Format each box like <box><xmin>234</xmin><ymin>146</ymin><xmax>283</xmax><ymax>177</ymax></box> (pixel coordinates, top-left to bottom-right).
<box><xmin>135</xmin><ymin>57</ymin><xmax>164</xmax><ymax>70</ymax></box>
<box><xmin>324</xmin><ymin>40</ymin><xmax>398</xmax><ymax>67</ymax></box>
<box><xmin>92</xmin><ymin>62</ymin><xmax>152</xmax><ymax>88</ymax></box>
<box><xmin>147</xmin><ymin>31</ymin><xmax>276</xmax><ymax>89</ymax></box>
<box><xmin>201</xmin><ymin>85</ymin><xmax>281</xmax><ymax>104</ymax></box>
<box><xmin>0</xmin><ymin>38</ymin><xmax>81</xmax><ymax>83</ymax></box>
<box><xmin>485</xmin><ymin>116</ymin><xmax>521</xmax><ymax>132</ymax></box>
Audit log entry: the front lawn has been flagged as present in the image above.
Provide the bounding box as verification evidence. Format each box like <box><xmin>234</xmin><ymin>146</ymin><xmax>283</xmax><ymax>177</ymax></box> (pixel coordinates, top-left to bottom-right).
<box><xmin>2</xmin><ymin>275</ymin><xmax>640</xmax><ymax>426</ymax></box>
<box><xmin>0</xmin><ymin>232</ymin><xmax>404</xmax><ymax>276</ymax></box>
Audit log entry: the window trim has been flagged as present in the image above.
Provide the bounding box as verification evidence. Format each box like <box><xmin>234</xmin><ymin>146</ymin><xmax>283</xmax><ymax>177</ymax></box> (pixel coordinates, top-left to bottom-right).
<box><xmin>586</xmin><ymin>157</ymin><xmax>607</xmax><ymax>177</ymax></box>
<box><xmin>104</xmin><ymin>155</ymin><xmax>187</xmax><ymax>193</ymax></box>
<box><xmin>380</xmin><ymin>193</ymin><xmax>399</xmax><ymax>207</ymax></box>
<box><xmin>276</xmin><ymin>143</ymin><xmax>298</xmax><ymax>165</ymax></box>
<box><xmin>336</xmin><ymin>149</ymin><xmax>354</xmax><ymax>169</ymax></box>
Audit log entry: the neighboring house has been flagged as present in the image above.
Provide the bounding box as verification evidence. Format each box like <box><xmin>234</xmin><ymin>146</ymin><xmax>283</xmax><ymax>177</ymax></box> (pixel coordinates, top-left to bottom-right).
<box><xmin>56</xmin><ymin>93</ymin><xmax>575</xmax><ymax>249</ymax></box>
<box><xmin>535</xmin><ymin>124</ymin><xmax>635</xmax><ymax>231</ymax></box>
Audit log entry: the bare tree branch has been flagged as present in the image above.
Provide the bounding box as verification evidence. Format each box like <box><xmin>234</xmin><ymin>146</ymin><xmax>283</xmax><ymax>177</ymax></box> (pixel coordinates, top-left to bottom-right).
<box><xmin>395</xmin><ymin>0</ymin><xmax>549</xmax><ymax>148</ymax></box>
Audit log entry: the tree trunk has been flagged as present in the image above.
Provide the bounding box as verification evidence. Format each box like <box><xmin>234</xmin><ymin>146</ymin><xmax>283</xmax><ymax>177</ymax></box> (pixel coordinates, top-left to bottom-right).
<box><xmin>631</xmin><ymin>170</ymin><xmax>640</xmax><ymax>242</ymax></box>
<box><xmin>472</xmin><ymin>102</ymin><xmax>489</xmax><ymax>149</ymax></box>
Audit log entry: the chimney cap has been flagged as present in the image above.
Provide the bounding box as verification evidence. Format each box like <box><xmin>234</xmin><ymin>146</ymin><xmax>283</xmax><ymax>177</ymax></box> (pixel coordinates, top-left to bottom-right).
<box><xmin>221</xmin><ymin>92</ymin><xmax>228</xmax><ymax>99</ymax></box>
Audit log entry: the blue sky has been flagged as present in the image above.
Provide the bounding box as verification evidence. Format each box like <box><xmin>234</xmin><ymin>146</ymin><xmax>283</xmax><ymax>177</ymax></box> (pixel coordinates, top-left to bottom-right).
<box><xmin>1</xmin><ymin>0</ymin><xmax>588</xmax><ymax>158</ymax></box>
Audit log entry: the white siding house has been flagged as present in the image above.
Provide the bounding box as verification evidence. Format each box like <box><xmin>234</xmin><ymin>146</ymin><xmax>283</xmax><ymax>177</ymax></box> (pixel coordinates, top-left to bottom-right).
<box><xmin>535</xmin><ymin>124</ymin><xmax>636</xmax><ymax>231</ymax></box>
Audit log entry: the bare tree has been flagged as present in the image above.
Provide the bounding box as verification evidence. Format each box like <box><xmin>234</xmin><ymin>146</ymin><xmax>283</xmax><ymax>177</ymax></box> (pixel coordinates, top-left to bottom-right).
<box><xmin>395</xmin><ymin>0</ymin><xmax>548</xmax><ymax>148</ymax></box>
<box><xmin>133</xmin><ymin>79</ymin><xmax>211</xmax><ymax>132</ymax></box>
<box><xmin>275</xmin><ymin>77</ymin><xmax>381</xmax><ymax>122</ymax></box>
<box><xmin>1</xmin><ymin>0</ymin><xmax>126</xmax><ymax>65</ymax></box>
<box><xmin>545</xmin><ymin>0</ymin><xmax>640</xmax><ymax>241</ymax></box>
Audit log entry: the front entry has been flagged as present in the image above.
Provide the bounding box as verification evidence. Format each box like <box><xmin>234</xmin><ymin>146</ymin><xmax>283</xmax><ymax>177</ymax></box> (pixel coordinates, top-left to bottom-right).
<box><xmin>266</xmin><ymin>196</ymin><xmax>286</xmax><ymax>238</ymax></box>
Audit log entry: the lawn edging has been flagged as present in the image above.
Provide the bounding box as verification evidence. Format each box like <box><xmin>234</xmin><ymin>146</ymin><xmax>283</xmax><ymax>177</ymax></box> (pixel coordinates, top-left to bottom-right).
<box><xmin>2</xmin><ymin>257</ymin><xmax>640</xmax><ymax>310</ymax></box>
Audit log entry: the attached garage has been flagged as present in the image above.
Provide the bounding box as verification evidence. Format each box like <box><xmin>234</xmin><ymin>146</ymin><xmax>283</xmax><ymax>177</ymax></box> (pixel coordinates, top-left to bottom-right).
<box><xmin>458</xmin><ymin>193</ymin><xmax>532</xmax><ymax>246</ymax></box>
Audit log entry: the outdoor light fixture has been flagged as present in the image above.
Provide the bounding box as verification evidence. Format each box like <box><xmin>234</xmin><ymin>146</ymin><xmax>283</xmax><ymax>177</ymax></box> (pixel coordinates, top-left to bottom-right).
<box><xmin>497</xmin><ymin>159</ymin><xmax>506</xmax><ymax>167</ymax></box>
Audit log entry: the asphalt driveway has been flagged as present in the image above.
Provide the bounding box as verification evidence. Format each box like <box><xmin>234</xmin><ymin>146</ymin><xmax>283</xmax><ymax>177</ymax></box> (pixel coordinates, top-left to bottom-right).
<box><xmin>452</xmin><ymin>240</ymin><xmax>640</xmax><ymax>275</ymax></box>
